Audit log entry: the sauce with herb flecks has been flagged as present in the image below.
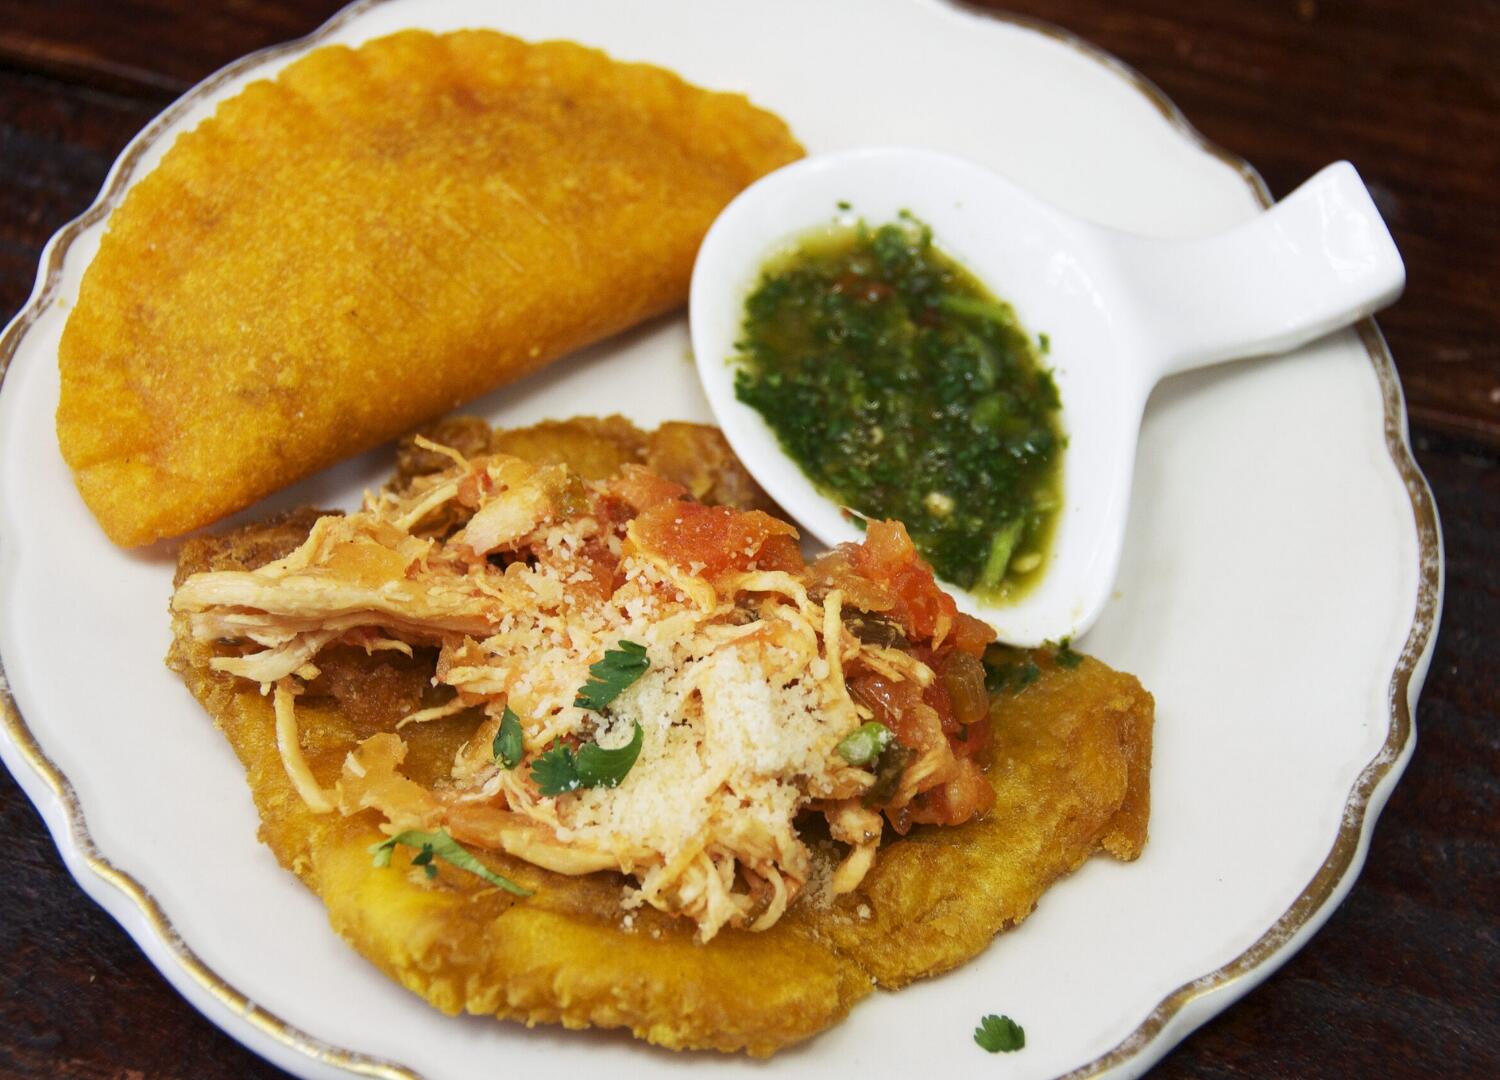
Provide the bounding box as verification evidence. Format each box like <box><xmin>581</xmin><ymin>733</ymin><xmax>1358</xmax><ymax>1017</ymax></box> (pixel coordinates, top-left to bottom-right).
<box><xmin>733</xmin><ymin>213</ymin><xmax>1064</xmax><ymax>600</ymax></box>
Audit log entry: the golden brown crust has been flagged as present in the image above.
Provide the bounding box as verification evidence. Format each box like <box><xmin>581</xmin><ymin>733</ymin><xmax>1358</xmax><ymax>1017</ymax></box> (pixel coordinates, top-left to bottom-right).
<box><xmin>167</xmin><ymin>514</ymin><xmax>1153</xmax><ymax>1055</ymax></box>
<box><xmin>59</xmin><ymin>30</ymin><xmax>802</xmax><ymax>546</ymax></box>
<box><xmin>398</xmin><ymin>414</ymin><xmax>776</xmax><ymax>509</ymax></box>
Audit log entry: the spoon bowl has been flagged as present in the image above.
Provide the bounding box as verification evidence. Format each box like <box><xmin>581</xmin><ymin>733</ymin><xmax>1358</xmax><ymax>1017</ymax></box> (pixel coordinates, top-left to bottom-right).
<box><xmin>690</xmin><ymin>147</ymin><xmax>1404</xmax><ymax>645</ymax></box>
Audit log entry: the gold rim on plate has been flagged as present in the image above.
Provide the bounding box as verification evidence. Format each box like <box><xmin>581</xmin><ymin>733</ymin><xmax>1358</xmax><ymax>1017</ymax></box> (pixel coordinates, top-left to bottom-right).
<box><xmin>0</xmin><ymin>2</ymin><xmax>1443</xmax><ymax>1077</ymax></box>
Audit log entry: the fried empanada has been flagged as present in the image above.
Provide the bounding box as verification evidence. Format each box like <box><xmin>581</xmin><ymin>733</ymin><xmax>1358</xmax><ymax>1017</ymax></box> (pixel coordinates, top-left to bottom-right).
<box><xmin>165</xmin><ymin>422</ymin><xmax>1152</xmax><ymax>1055</ymax></box>
<box><xmin>58</xmin><ymin>30</ymin><xmax>801</xmax><ymax>546</ymax></box>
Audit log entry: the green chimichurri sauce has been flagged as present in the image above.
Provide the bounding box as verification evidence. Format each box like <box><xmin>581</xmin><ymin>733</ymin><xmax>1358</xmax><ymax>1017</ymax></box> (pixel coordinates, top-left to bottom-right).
<box><xmin>732</xmin><ymin>212</ymin><xmax>1065</xmax><ymax>600</ymax></box>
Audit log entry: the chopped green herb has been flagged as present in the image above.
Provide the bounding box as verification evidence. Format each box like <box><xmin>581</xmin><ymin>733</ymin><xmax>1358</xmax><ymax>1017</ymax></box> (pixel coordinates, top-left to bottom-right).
<box><xmin>1054</xmin><ymin>637</ymin><xmax>1083</xmax><ymax>670</ymax></box>
<box><xmin>836</xmin><ymin>722</ymin><xmax>894</xmax><ymax>766</ymax></box>
<box><xmin>973</xmin><ymin>1013</ymin><xmax>1025</xmax><ymax>1053</ymax></box>
<box><xmin>983</xmin><ymin>644</ymin><xmax>1049</xmax><ymax>695</ymax></box>
<box><xmin>983</xmin><ymin>658</ymin><xmax>1009</xmax><ymax>694</ymax></box>
<box><xmin>410</xmin><ymin>843</ymin><xmax>438</xmax><ymax>879</ymax></box>
<box><xmin>531</xmin><ymin>723</ymin><xmax>645</xmax><ymax>796</ymax></box>
<box><xmin>493</xmin><ymin>705</ymin><xmax>523</xmax><ymax>769</ymax></box>
<box><xmin>574</xmin><ymin>721</ymin><xmax>644</xmax><ymax>789</ymax></box>
<box><xmin>1038</xmin><ymin>331</ymin><xmax>1051</xmax><ymax>354</ymax></box>
<box><xmin>575</xmin><ymin>640</ymin><xmax>650</xmax><ymax>711</ymax></box>
<box><xmin>530</xmin><ymin>741</ymin><xmax>581</xmax><ymax>796</ymax></box>
<box><xmin>369</xmin><ymin>829</ymin><xmax>531</xmax><ymax>895</ymax></box>
<box><xmin>979</xmin><ymin>519</ymin><xmax>1025</xmax><ymax>590</ymax></box>
<box><xmin>836</xmin><ymin>199</ymin><xmax>852</xmax><ymax>211</ymax></box>
<box><xmin>938</xmin><ymin>292</ymin><xmax>1019</xmax><ymax>327</ymax></box>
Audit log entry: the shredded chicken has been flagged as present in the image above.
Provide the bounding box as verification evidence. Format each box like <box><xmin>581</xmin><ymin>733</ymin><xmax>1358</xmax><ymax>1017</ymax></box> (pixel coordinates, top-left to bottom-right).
<box><xmin>172</xmin><ymin>441</ymin><xmax>993</xmax><ymax>940</ymax></box>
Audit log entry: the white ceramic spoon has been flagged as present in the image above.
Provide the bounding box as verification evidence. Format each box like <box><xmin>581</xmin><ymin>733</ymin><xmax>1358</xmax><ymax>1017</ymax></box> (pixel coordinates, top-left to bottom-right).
<box><xmin>690</xmin><ymin>147</ymin><xmax>1404</xmax><ymax>646</ymax></box>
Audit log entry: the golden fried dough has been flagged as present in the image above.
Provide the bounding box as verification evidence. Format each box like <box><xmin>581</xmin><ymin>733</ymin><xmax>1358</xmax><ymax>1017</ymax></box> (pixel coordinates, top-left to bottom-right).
<box><xmin>400</xmin><ymin>413</ymin><xmax>775</xmax><ymax>509</ymax></box>
<box><xmin>58</xmin><ymin>30</ymin><xmax>802</xmax><ymax>546</ymax></box>
<box><xmin>168</xmin><ymin>514</ymin><xmax>1151</xmax><ymax>1055</ymax></box>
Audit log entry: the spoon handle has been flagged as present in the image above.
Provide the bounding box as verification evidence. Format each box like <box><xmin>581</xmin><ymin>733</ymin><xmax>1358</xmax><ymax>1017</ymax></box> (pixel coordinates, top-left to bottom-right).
<box><xmin>1103</xmin><ymin>161</ymin><xmax>1405</xmax><ymax>381</ymax></box>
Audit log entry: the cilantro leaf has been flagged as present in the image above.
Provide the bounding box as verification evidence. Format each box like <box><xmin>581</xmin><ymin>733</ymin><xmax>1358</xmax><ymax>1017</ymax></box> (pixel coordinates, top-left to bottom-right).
<box><xmin>411</xmin><ymin>843</ymin><xmax>438</xmax><ymax>879</ymax></box>
<box><xmin>983</xmin><ymin>652</ymin><xmax>1041</xmax><ymax>695</ymax></box>
<box><xmin>493</xmin><ymin>705</ymin><xmax>523</xmax><ymax>769</ymax></box>
<box><xmin>973</xmin><ymin>1014</ymin><xmax>1025</xmax><ymax>1053</ymax></box>
<box><xmin>1054</xmin><ymin>637</ymin><xmax>1083</xmax><ymax>670</ymax></box>
<box><xmin>575</xmin><ymin>640</ymin><xmax>650</xmax><ymax>711</ymax></box>
<box><xmin>836</xmin><ymin>722</ymin><xmax>893</xmax><ymax>766</ymax></box>
<box><xmin>532</xmin><ymin>723</ymin><xmax>645</xmax><ymax>795</ymax></box>
<box><xmin>575</xmin><ymin>721</ymin><xmax>643</xmax><ymax>788</ymax></box>
<box><xmin>530</xmin><ymin>742</ymin><xmax>581</xmax><ymax>796</ymax></box>
<box><xmin>368</xmin><ymin>829</ymin><xmax>531</xmax><ymax>896</ymax></box>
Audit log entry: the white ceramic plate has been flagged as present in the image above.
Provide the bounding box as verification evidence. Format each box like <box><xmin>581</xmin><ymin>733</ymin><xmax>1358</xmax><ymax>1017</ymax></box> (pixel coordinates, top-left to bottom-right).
<box><xmin>0</xmin><ymin>2</ymin><xmax>1442</xmax><ymax>1078</ymax></box>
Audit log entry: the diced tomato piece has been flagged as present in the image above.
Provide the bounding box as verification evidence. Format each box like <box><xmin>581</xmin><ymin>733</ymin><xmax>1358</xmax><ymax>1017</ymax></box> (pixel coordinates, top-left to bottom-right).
<box><xmin>849</xmin><ymin>670</ymin><xmax>951</xmax><ymax>759</ymax></box>
<box><xmin>939</xmin><ymin>650</ymin><xmax>990</xmax><ymax>725</ymax></box>
<box><xmin>630</xmin><ymin>500</ymin><xmax>801</xmax><ymax>581</ymax></box>
<box><xmin>950</xmin><ymin>612</ymin><xmax>995</xmax><ymax>658</ymax></box>
<box><xmin>848</xmin><ymin>520</ymin><xmax>961</xmax><ymax>644</ymax></box>
<box><xmin>753</xmin><ymin>532</ymin><xmax>806</xmax><ymax>574</ymax></box>
<box><xmin>807</xmin><ymin>547</ymin><xmax>897</xmax><ymax>613</ymax></box>
<box><xmin>907</xmin><ymin>758</ymin><xmax>995</xmax><ymax>826</ymax></box>
<box><xmin>914</xmin><ymin>648</ymin><xmax>960</xmax><ymax>739</ymax></box>
<box><xmin>607</xmin><ymin>464</ymin><xmax>689</xmax><ymax>513</ymax></box>
<box><xmin>856</xmin><ymin>517</ymin><xmax>917</xmax><ymax>571</ymax></box>
<box><xmin>951</xmin><ymin>711</ymin><xmax>993</xmax><ymax>760</ymax></box>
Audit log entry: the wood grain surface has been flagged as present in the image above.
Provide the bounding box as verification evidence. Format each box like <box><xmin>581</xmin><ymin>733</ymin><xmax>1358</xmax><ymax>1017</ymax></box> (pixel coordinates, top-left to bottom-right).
<box><xmin>1</xmin><ymin>2</ymin><xmax>1495</xmax><ymax>1077</ymax></box>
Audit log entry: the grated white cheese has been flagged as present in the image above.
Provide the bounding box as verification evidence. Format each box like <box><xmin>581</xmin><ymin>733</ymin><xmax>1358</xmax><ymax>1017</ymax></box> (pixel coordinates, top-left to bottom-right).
<box><xmin>174</xmin><ymin>446</ymin><xmax>945</xmax><ymax>940</ymax></box>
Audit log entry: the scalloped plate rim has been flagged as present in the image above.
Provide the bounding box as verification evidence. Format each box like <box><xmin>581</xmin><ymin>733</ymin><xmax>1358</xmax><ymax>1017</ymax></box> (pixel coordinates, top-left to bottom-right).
<box><xmin>0</xmin><ymin>2</ymin><xmax>1443</xmax><ymax>1078</ymax></box>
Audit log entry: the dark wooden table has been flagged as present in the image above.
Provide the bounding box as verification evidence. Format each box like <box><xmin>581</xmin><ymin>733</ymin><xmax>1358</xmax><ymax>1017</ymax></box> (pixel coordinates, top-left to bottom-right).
<box><xmin>2</xmin><ymin>2</ymin><xmax>1495</xmax><ymax>1077</ymax></box>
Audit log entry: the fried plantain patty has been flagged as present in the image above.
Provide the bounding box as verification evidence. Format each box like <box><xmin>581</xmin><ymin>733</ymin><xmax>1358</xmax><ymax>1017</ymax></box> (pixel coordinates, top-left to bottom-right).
<box><xmin>167</xmin><ymin>511</ymin><xmax>1151</xmax><ymax>1055</ymax></box>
